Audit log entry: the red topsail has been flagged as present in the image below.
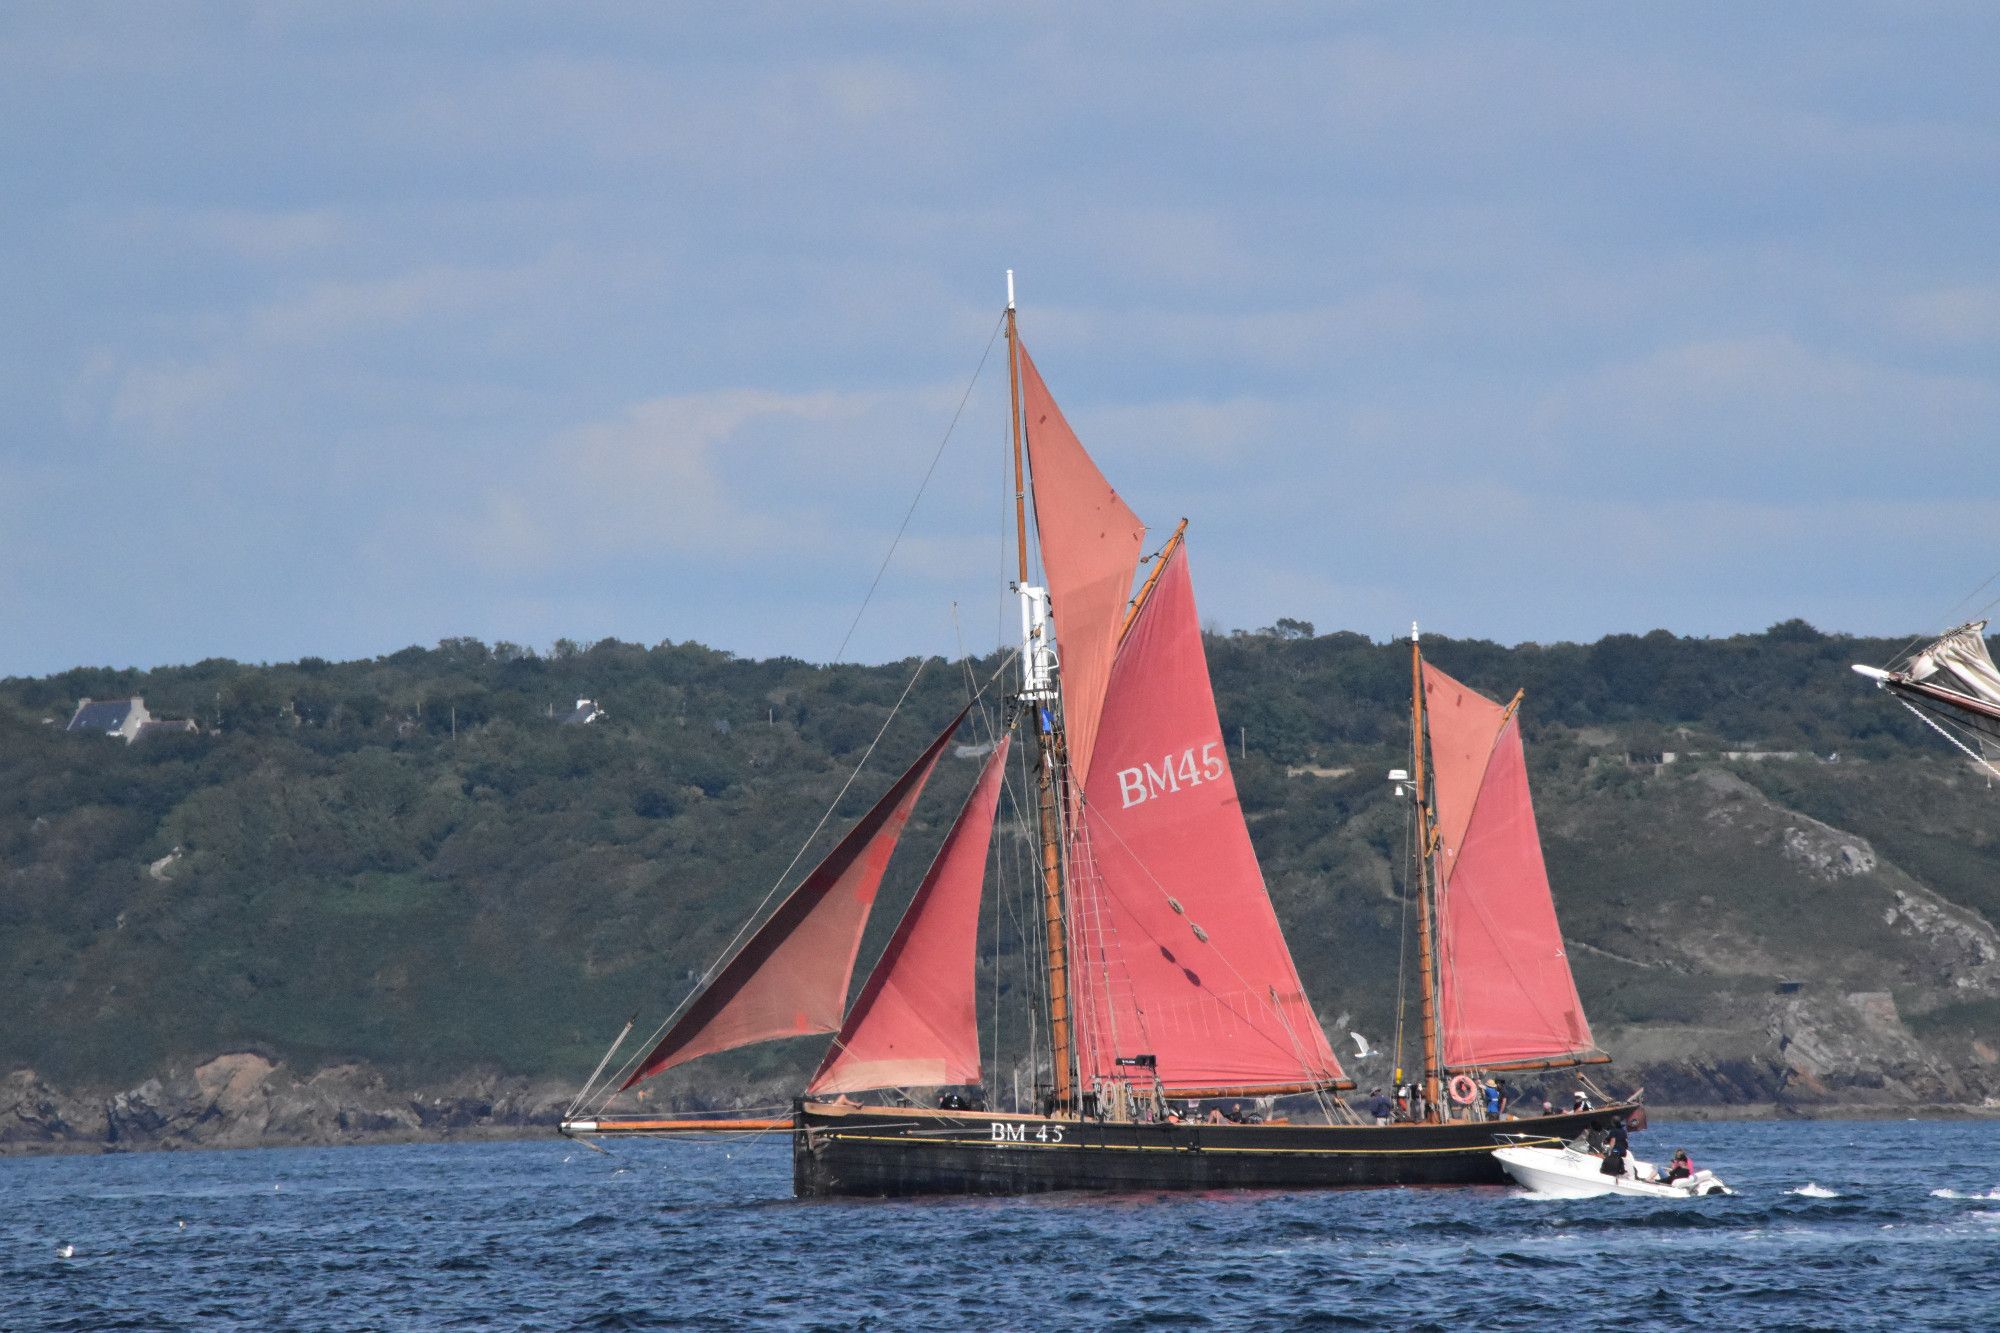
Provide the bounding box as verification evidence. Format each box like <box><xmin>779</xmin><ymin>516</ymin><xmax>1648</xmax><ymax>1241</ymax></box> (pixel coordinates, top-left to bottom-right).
<box><xmin>1421</xmin><ymin>664</ymin><xmax>1595</xmax><ymax>1069</ymax></box>
<box><xmin>1017</xmin><ymin>341</ymin><xmax>1148</xmax><ymax>786</ymax></box>
<box><xmin>808</xmin><ymin>737</ymin><xmax>1012</xmax><ymax>1095</ymax></box>
<box><xmin>1068</xmin><ymin>543</ymin><xmax>1343</xmax><ymax>1093</ymax></box>
<box><xmin>620</xmin><ymin>708</ymin><xmax>968</xmax><ymax>1089</ymax></box>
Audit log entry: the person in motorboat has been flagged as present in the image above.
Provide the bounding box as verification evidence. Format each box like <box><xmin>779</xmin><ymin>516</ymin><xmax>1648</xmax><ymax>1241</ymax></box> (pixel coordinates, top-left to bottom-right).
<box><xmin>1665</xmin><ymin>1149</ymin><xmax>1694</xmax><ymax>1183</ymax></box>
<box><xmin>1494</xmin><ymin>1139</ymin><xmax>1733</xmax><ymax>1197</ymax></box>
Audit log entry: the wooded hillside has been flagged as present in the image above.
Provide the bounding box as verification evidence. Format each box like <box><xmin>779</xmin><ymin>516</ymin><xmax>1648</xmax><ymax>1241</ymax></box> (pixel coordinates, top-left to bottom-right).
<box><xmin>5</xmin><ymin>621</ymin><xmax>1995</xmax><ymax>1108</ymax></box>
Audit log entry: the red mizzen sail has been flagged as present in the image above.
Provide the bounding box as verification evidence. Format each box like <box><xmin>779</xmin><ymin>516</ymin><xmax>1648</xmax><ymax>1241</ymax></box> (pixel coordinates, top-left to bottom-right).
<box><xmin>1421</xmin><ymin>664</ymin><xmax>1510</xmax><ymax>888</ymax></box>
<box><xmin>620</xmin><ymin>708</ymin><xmax>968</xmax><ymax>1089</ymax></box>
<box><xmin>1017</xmin><ymin>340</ymin><xmax>1147</xmax><ymax>786</ymax></box>
<box><xmin>1068</xmin><ymin>543</ymin><xmax>1342</xmax><ymax>1093</ymax></box>
<box><xmin>1421</xmin><ymin>665</ymin><xmax>1595</xmax><ymax>1069</ymax></box>
<box><xmin>808</xmin><ymin>737</ymin><xmax>1011</xmax><ymax>1094</ymax></box>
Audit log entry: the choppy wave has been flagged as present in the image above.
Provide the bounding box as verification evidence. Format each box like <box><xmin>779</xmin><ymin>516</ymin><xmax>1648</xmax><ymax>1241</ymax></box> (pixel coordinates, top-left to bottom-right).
<box><xmin>3</xmin><ymin>1121</ymin><xmax>2000</xmax><ymax>1330</ymax></box>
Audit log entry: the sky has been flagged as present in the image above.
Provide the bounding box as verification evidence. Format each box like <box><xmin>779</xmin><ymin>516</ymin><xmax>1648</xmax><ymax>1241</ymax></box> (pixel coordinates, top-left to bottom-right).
<box><xmin>4</xmin><ymin>3</ymin><xmax>1998</xmax><ymax>678</ymax></box>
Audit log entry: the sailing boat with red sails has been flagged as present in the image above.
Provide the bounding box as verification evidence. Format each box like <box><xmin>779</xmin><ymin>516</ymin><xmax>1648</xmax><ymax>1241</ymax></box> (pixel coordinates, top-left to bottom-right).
<box><xmin>560</xmin><ymin>279</ymin><xmax>1638</xmax><ymax>1196</ymax></box>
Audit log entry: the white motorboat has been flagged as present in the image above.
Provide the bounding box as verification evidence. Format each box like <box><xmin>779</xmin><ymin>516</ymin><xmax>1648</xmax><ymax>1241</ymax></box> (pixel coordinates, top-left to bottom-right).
<box><xmin>1493</xmin><ymin>1140</ymin><xmax>1733</xmax><ymax>1198</ymax></box>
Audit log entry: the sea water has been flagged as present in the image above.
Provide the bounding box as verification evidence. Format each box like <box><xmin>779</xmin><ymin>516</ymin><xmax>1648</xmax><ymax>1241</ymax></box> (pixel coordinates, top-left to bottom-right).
<box><xmin>3</xmin><ymin>1119</ymin><xmax>1996</xmax><ymax>1331</ymax></box>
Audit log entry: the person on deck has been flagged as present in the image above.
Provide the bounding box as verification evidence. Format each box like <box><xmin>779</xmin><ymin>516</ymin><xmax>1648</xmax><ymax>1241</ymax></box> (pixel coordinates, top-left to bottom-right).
<box><xmin>1482</xmin><ymin>1079</ymin><xmax>1503</xmax><ymax>1121</ymax></box>
<box><xmin>1599</xmin><ymin>1142</ymin><xmax>1627</xmax><ymax>1177</ymax></box>
<box><xmin>1572</xmin><ymin>1090</ymin><xmax>1593</xmax><ymax>1113</ymax></box>
<box><xmin>1665</xmin><ymin>1149</ymin><xmax>1695</xmax><ymax>1183</ymax></box>
<box><xmin>1608</xmin><ymin>1118</ymin><xmax>1630</xmax><ymax>1156</ymax></box>
<box><xmin>1366</xmin><ymin>1088</ymin><xmax>1393</xmax><ymax>1125</ymax></box>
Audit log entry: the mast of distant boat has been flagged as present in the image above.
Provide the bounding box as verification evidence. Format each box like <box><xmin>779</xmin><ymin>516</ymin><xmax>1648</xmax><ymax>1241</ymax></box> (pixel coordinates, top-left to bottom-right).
<box><xmin>1006</xmin><ymin>270</ymin><xmax>1080</xmax><ymax>1113</ymax></box>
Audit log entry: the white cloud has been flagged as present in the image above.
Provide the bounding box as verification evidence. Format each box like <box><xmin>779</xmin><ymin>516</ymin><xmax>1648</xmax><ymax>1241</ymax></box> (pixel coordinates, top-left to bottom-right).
<box><xmin>1893</xmin><ymin>286</ymin><xmax>2000</xmax><ymax>343</ymax></box>
<box><xmin>6</xmin><ymin>4</ymin><xmax>2000</xmax><ymax>676</ymax></box>
<box><xmin>108</xmin><ymin>357</ymin><xmax>244</xmax><ymax>438</ymax></box>
<box><xmin>418</xmin><ymin>385</ymin><xmax>995</xmax><ymax>581</ymax></box>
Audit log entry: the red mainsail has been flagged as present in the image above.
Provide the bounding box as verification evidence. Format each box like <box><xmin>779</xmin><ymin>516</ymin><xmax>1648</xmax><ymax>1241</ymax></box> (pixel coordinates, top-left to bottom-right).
<box><xmin>808</xmin><ymin>737</ymin><xmax>1011</xmax><ymax>1095</ymax></box>
<box><xmin>1017</xmin><ymin>340</ymin><xmax>1147</xmax><ymax>786</ymax></box>
<box><xmin>1068</xmin><ymin>543</ymin><xmax>1343</xmax><ymax>1093</ymax></box>
<box><xmin>1421</xmin><ymin>666</ymin><xmax>1595</xmax><ymax>1069</ymax></box>
<box><xmin>620</xmin><ymin>708</ymin><xmax>968</xmax><ymax>1089</ymax></box>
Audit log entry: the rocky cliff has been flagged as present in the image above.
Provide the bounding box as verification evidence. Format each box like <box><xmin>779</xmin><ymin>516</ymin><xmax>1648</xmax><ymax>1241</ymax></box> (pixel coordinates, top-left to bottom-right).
<box><xmin>0</xmin><ymin>1054</ymin><xmax>569</xmax><ymax>1155</ymax></box>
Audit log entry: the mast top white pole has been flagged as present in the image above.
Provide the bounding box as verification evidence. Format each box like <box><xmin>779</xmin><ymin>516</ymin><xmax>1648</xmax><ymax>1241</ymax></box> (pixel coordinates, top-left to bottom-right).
<box><xmin>1006</xmin><ymin>269</ymin><xmax>1016</xmax><ymax>311</ymax></box>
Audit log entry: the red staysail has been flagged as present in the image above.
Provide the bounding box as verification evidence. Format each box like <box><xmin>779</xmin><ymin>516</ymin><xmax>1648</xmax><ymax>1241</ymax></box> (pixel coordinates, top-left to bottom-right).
<box><xmin>1421</xmin><ymin>665</ymin><xmax>1595</xmax><ymax>1068</ymax></box>
<box><xmin>1017</xmin><ymin>340</ymin><xmax>1148</xmax><ymax>785</ymax></box>
<box><xmin>620</xmin><ymin>708</ymin><xmax>967</xmax><ymax>1089</ymax></box>
<box><xmin>1068</xmin><ymin>543</ymin><xmax>1343</xmax><ymax>1092</ymax></box>
<box><xmin>808</xmin><ymin>737</ymin><xmax>1012</xmax><ymax>1095</ymax></box>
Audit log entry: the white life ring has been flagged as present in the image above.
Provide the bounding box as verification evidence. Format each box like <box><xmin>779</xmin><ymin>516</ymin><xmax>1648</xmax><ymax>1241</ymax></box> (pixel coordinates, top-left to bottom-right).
<box><xmin>1447</xmin><ymin>1073</ymin><xmax>1479</xmax><ymax>1105</ymax></box>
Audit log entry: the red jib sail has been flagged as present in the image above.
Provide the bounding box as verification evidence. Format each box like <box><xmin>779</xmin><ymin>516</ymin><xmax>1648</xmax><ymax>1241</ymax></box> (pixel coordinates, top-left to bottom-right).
<box><xmin>1068</xmin><ymin>543</ymin><xmax>1343</xmax><ymax>1093</ymax></box>
<box><xmin>620</xmin><ymin>708</ymin><xmax>968</xmax><ymax>1089</ymax></box>
<box><xmin>808</xmin><ymin>737</ymin><xmax>1012</xmax><ymax>1094</ymax></box>
<box><xmin>1017</xmin><ymin>340</ymin><xmax>1147</xmax><ymax>786</ymax></box>
<box><xmin>1422</xmin><ymin>664</ymin><xmax>1595</xmax><ymax>1069</ymax></box>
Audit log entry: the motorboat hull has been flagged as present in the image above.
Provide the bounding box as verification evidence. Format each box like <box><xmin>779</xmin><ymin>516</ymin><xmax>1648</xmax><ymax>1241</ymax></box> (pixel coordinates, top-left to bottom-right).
<box><xmin>1492</xmin><ymin>1143</ymin><xmax>1730</xmax><ymax>1198</ymax></box>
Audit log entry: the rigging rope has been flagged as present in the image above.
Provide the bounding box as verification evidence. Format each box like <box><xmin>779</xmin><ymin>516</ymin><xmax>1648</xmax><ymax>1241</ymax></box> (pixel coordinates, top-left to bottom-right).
<box><xmin>583</xmin><ymin>654</ymin><xmax>937</xmax><ymax>1113</ymax></box>
<box><xmin>1886</xmin><ymin>571</ymin><xmax>2000</xmax><ymax>671</ymax></box>
<box><xmin>586</xmin><ymin>649</ymin><xmax>1026</xmax><ymax>1117</ymax></box>
<box><xmin>1391</xmin><ymin>787</ymin><xmax>1414</xmax><ymax>1091</ymax></box>
<box><xmin>831</xmin><ymin>311</ymin><xmax>1006</xmax><ymax>665</ymax></box>
<box><xmin>1895</xmin><ymin>696</ymin><xmax>2000</xmax><ymax>782</ymax></box>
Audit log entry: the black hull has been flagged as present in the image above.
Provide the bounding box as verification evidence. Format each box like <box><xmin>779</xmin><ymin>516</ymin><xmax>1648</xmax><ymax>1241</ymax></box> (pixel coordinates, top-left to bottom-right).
<box><xmin>792</xmin><ymin>1102</ymin><xmax>1633</xmax><ymax>1198</ymax></box>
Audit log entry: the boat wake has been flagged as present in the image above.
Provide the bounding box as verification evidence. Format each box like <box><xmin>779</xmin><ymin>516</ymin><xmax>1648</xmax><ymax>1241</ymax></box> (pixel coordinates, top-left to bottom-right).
<box><xmin>1787</xmin><ymin>1183</ymin><xmax>1839</xmax><ymax>1198</ymax></box>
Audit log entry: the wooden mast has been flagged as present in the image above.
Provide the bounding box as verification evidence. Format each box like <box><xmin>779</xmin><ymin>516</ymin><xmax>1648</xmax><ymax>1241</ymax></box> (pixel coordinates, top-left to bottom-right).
<box><xmin>1409</xmin><ymin>627</ymin><xmax>1444</xmax><ymax>1123</ymax></box>
<box><xmin>1119</xmin><ymin>520</ymin><xmax>1187</xmax><ymax>643</ymax></box>
<box><xmin>1007</xmin><ymin>273</ymin><xmax>1077</xmax><ymax>1113</ymax></box>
